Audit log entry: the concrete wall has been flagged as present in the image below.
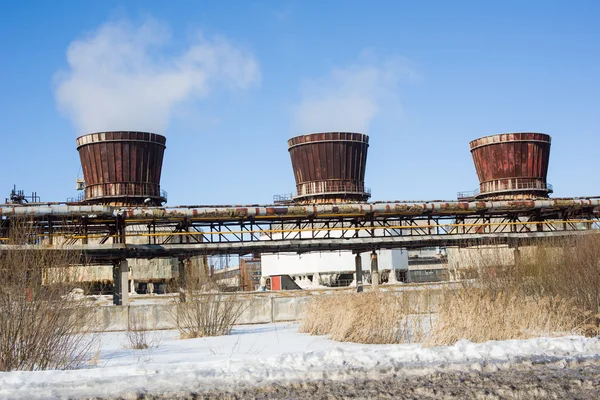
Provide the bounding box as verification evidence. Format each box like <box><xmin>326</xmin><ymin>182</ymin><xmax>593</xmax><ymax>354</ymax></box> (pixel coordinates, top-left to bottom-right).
<box><xmin>447</xmin><ymin>245</ymin><xmax>516</xmax><ymax>271</ymax></box>
<box><xmin>86</xmin><ymin>295</ymin><xmax>312</xmax><ymax>332</ymax></box>
<box><xmin>47</xmin><ymin>225</ymin><xmax>207</xmax><ymax>285</ymax></box>
<box><xmin>446</xmin><ymin>245</ymin><xmax>566</xmax><ymax>270</ymax></box>
<box><xmin>85</xmin><ymin>286</ymin><xmax>445</xmax><ymax>332</ymax></box>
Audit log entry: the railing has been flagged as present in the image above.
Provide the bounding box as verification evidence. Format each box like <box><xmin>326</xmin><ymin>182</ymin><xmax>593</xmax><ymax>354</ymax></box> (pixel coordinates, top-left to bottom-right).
<box><xmin>457</xmin><ymin>189</ymin><xmax>480</xmax><ymax>199</ymax></box>
<box><xmin>273</xmin><ymin>193</ymin><xmax>293</xmax><ymax>203</ymax></box>
<box><xmin>296</xmin><ymin>180</ymin><xmax>371</xmax><ymax>198</ymax></box>
<box><xmin>84</xmin><ymin>182</ymin><xmax>168</xmax><ymax>202</ymax></box>
<box><xmin>66</xmin><ymin>192</ymin><xmax>86</xmax><ymax>203</ymax></box>
<box><xmin>458</xmin><ymin>180</ymin><xmax>553</xmax><ymax>199</ymax></box>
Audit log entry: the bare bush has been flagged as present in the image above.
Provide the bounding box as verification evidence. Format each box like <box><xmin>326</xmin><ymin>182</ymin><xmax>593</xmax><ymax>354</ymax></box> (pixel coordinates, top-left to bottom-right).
<box><xmin>175</xmin><ymin>292</ymin><xmax>248</xmax><ymax>338</ymax></box>
<box><xmin>171</xmin><ymin>261</ymin><xmax>248</xmax><ymax>339</ymax></box>
<box><xmin>300</xmin><ymin>291</ymin><xmax>432</xmax><ymax>344</ymax></box>
<box><xmin>127</xmin><ymin>310</ymin><xmax>160</xmax><ymax>350</ymax></box>
<box><xmin>0</xmin><ymin>218</ymin><xmax>97</xmax><ymax>371</ymax></box>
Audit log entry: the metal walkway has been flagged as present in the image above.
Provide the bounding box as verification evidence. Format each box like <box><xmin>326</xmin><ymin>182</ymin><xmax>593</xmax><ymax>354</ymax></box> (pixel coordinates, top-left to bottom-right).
<box><xmin>1</xmin><ymin>197</ymin><xmax>600</xmax><ymax>261</ymax></box>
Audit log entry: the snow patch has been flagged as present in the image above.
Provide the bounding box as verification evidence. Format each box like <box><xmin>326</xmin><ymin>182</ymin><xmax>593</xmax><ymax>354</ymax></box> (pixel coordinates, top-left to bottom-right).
<box><xmin>0</xmin><ymin>323</ymin><xmax>599</xmax><ymax>399</ymax></box>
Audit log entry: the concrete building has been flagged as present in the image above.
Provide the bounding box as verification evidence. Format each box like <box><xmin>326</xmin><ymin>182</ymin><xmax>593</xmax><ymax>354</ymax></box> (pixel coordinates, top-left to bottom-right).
<box><xmin>407</xmin><ymin>248</ymin><xmax>449</xmax><ymax>283</ymax></box>
<box><xmin>261</xmin><ymin>249</ymin><xmax>408</xmax><ymax>288</ymax></box>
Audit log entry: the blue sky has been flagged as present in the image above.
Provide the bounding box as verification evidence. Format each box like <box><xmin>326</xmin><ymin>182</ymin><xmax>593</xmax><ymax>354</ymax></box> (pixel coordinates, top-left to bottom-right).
<box><xmin>1</xmin><ymin>1</ymin><xmax>599</xmax><ymax>205</ymax></box>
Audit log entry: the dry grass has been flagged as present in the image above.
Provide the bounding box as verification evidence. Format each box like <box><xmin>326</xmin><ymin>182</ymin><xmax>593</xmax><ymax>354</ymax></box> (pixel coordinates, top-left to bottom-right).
<box><xmin>301</xmin><ymin>235</ymin><xmax>600</xmax><ymax>346</ymax></box>
<box><xmin>0</xmin><ymin>218</ymin><xmax>97</xmax><ymax>371</ymax></box>
<box><xmin>428</xmin><ymin>235</ymin><xmax>600</xmax><ymax>345</ymax></box>
<box><xmin>426</xmin><ymin>288</ymin><xmax>590</xmax><ymax>345</ymax></box>
<box><xmin>300</xmin><ymin>291</ymin><xmax>432</xmax><ymax>344</ymax></box>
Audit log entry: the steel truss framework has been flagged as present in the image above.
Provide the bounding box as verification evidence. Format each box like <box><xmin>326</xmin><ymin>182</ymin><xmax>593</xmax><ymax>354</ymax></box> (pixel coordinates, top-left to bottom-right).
<box><xmin>1</xmin><ymin>198</ymin><xmax>600</xmax><ymax>262</ymax></box>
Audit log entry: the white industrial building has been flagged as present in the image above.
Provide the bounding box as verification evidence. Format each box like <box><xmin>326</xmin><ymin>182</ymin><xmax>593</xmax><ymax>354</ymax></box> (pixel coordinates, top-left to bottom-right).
<box><xmin>261</xmin><ymin>248</ymin><xmax>408</xmax><ymax>288</ymax></box>
<box><xmin>260</xmin><ymin>222</ymin><xmax>408</xmax><ymax>288</ymax></box>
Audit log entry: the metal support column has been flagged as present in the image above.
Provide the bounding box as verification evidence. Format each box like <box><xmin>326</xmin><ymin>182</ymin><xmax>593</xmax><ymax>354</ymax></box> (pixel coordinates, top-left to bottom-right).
<box><xmin>371</xmin><ymin>251</ymin><xmax>379</xmax><ymax>288</ymax></box>
<box><xmin>355</xmin><ymin>253</ymin><xmax>363</xmax><ymax>293</ymax></box>
<box><xmin>112</xmin><ymin>259</ymin><xmax>129</xmax><ymax>306</ymax></box>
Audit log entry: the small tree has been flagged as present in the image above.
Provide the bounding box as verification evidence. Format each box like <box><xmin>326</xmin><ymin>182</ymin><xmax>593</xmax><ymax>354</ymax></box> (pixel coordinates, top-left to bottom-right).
<box><xmin>0</xmin><ymin>218</ymin><xmax>96</xmax><ymax>371</ymax></box>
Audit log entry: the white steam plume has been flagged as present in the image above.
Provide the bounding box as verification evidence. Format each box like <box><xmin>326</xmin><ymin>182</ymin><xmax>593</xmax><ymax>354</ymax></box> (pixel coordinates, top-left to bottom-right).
<box><xmin>55</xmin><ymin>18</ymin><xmax>261</xmax><ymax>134</ymax></box>
<box><xmin>293</xmin><ymin>53</ymin><xmax>418</xmax><ymax>133</ymax></box>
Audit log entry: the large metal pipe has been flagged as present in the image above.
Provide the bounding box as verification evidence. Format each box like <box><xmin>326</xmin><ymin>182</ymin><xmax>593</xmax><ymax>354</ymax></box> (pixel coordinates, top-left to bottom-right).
<box><xmin>2</xmin><ymin>198</ymin><xmax>599</xmax><ymax>219</ymax></box>
<box><xmin>0</xmin><ymin>205</ymin><xmax>114</xmax><ymax>217</ymax></box>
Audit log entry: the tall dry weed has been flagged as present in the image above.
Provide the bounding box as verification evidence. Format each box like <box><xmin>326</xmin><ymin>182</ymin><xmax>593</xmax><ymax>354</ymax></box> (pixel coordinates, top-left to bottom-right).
<box><xmin>429</xmin><ymin>235</ymin><xmax>600</xmax><ymax>345</ymax></box>
<box><xmin>300</xmin><ymin>291</ymin><xmax>432</xmax><ymax>344</ymax></box>
<box><xmin>426</xmin><ymin>287</ymin><xmax>589</xmax><ymax>345</ymax></box>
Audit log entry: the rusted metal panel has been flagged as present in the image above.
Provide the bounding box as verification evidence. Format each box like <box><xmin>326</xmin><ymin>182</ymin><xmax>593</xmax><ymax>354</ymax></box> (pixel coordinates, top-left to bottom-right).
<box><xmin>76</xmin><ymin>131</ymin><xmax>167</xmax><ymax>205</ymax></box>
<box><xmin>469</xmin><ymin>133</ymin><xmax>551</xmax><ymax>199</ymax></box>
<box><xmin>287</xmin><ymin>132</ymin><xmax>370</xmax><ymax>203</ymax></box>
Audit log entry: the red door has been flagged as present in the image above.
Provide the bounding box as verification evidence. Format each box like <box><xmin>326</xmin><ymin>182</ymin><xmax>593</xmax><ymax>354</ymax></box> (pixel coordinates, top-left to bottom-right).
<box><xmin>271</xmin><ymin>276</ymin><xmax>281</xmax><ymax>291</ymax></box>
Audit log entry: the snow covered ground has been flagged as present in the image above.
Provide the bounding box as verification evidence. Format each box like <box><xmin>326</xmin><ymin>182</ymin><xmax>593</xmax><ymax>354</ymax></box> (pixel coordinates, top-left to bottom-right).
<box><xmin>1</xmin><ymin>323</ymin><xmax>600</xmax><ymax>399</ymax></box>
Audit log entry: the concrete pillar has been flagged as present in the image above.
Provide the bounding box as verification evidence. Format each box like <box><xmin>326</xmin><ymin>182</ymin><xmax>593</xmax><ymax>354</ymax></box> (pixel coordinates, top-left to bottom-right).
<box><xmin>178</xmin><ymin>258</ymin><xmax>186</xmax><ymax>302</ymax></box>
<box><xmin>371</xmin><ymin>251</ymin><xmax>379</xmax><ymax>289</ymax></box>
<box><xmin>112</xmin><ymin>262</ymin><xmax>120</xmax><ymax>305</ymax></box>
<box><xmin>355</xmin><ymin>253</ymin><xmax>363</xmax><ymax>293</ymax></box>
<box><xmin>388</xmin><ymin>268</ymin><xmax>399</xmax><ymax>284</ymax></box>
<box><xmin>514</xmin><ymin>248</ymin><xmax>521</xmax><ymax>267</ymax></box>
<box><xmin>129</xmin><ymin>262</ymin><xmax>136</xmax><ymax>295</ymax></box>
<box><xmin>130</xmin><ymin>277</ymin><xmax>136</xmax><ymax>295</ymax></box>
<box><xmin>112</xmin><ymin>259</ymin><xmax>129</xmax><ymax>306</ymax></box>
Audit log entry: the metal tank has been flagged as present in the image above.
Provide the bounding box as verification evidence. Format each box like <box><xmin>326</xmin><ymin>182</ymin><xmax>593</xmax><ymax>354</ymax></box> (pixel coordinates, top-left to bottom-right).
<box><xmin>288</xmin><ymin>132</ymin><xmax>370</xmax><ymax>203</ymax></box>
<box><xmin>469</xmin><ymin>133</ymin><xmax>552</xmax><ymax>200</ymax></box>
<box><xmin>76</xmin><ymin>131</ymin><xmax>167</xmax><ymax>205</ymax></box>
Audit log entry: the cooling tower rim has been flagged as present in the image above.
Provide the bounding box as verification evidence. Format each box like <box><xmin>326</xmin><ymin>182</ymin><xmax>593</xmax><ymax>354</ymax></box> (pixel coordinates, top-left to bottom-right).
<box><xmin>287</xmin><ymin>132</ymin><xmax>369</xmax><ymax>150</ymax></box>
<box><xmin>76</xmin><ymin>131</ymin><xmax>167</xmax><ymax>149</ymax></box>
<box><xmin>469</xmin><ymin>132</ymin><xmax>551</xmax><ymax>151</ymax></box>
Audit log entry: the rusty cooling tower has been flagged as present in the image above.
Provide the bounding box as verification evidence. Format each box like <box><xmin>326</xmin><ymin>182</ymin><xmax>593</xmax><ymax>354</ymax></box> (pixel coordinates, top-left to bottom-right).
<box><xmin>76</xmin><ymin>131</ymin><xmax>167</xmax><ymax>205</ymax></box>
<box><xmin>288</xmin><ymin>132</ymin><xmax>370</xmax><ymax>203</ymax></box>
<box><xmin>469</xmin><ymin>133</ymin><xmax>552</xmax><ymax>200</ymax></box>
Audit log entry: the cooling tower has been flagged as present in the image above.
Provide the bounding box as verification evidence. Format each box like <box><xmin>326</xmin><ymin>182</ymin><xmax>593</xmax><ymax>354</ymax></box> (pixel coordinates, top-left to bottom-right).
<box><xmin>469</xmin><ymin>133</ymin><xmax>552</xmax><ymax>200</ymax></box>
<box><xmin>288</xmin><ymin>132</ymin><xmax>370</xmax><ymax>203</ymax></box>
<box><xmin>76</xmin><ymin>131</ymin><xmax>167</xmax><ymax>205</ymax></box>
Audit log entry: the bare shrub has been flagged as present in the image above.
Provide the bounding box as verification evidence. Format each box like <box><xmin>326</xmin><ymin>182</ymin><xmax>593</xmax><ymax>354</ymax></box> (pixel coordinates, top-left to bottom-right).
<box><xmin>0</xmin><ymin>218</ymin><xmax>97</xmax><ymax>371</ymax></box>
<box><xmin>127</xmin><ymin>310</ymin><xmax>160</xmax><ymax>350</ymax></box>
<box><xmin>175</xmin><ymin>292</ymin><xmax>248</xmax><ymax>338</ymax></box>
<box><xmin>300</xmin><ymin>291</ymin><xmax>432</xmax><ymax>344</ymax></box>
<box><xmin>170</xmin><ymin>260</ymin><xmax>249</xmax><ymax>339</ymax></box>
